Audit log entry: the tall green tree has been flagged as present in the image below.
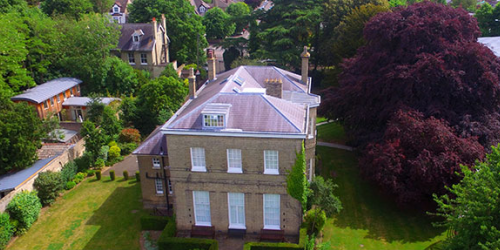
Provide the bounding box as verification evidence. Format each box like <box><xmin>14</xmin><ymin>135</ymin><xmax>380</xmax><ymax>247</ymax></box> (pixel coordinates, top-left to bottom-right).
<box><xmin>451</xmin><ymin>0</ymin><xmax>477</xmax><ymax>12</ymax></box>
<box><xmin>203</xmin><ymin>7</ymin><xmax>235</xmax><ymax>39</ymax></box>
<box><xmin>128</xmin><ymin>0</ymin><xmax>208</xmax><ymax>64</ymax></box>
<box><xmin>103</xmin><ymin>57</ymin><xmax>140</xmax><ymax>96</ymax></box>
<box><xmin>41</xmin><ymin>0</ymin><xmax>93</xmax><ymax>19</ymax></box>
<box><xmin>255</xmin><ymin>0</ymin><xmax>323</xmax><ymax>69</ymax></box>
<box><xmin>0</xmin><ymin>94</ymin><xmax>45</xmax><ymax>175</ymax></box>
<box><xmin>226</xmin><ymin>2</ymin><xmax>251</xmax><ymax>34</ymax></box>
<box><xmin>0</xmin><ymin>0</ymin><xmax>27</xmax><ymax>13</ymax></box>
<box><xmin>308</xmin><ymin>176</ymin><xmax>343</xmax><ymax>217</ymax></box>
<box><xmin>80</xmin><ymin>120</ymin><xmax>105</xmax><ymax>163</ymax></box>
<box><xmin>434</xmin><ymin>145</ymin><xmax>500</xmax><ymax>249</ymax></box>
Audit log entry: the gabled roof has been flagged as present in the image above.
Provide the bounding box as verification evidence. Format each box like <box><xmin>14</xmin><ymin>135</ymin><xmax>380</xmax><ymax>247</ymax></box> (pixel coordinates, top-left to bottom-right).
<box><xmin>162</xmin><ymin>66</ymin><xmax>320</xmax><ymax>137</ymax></box>
<box><xmin>11</xmin><ymin>78</ymin><xmax>81</xmax><ymax>104</ymax></box>
<box><xmin>0</xmin><ymin>156</ymin><xmax>57</xmax><ymax>192</ymax></box>
<box><xmin>479</xmin><ymin>36</ymin><xmax>500</xmax><ymax>57</ymax></box>
<box><xmin>110</xmin><ymin>0</ymin><xmax>129</xmax><ymax>13</ymax></box>
<box><xmin>117</xmin><ymin>23</ymin><xmax>157</xmax><ymax>51</ymax></box>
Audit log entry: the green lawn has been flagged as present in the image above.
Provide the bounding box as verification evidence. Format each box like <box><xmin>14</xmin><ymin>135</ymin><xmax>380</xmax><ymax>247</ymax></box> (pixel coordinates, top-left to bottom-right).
<box><xmin>317</xmin><ymin>146</ymin><xmax>446</xmax><ymax>249</ymax></box>
<box><xmin>317</xmin><ymin>122</ymin><xmax>348</xmax><ymax>144</ymax></box>
<box><xmin>7</xmin><ymin>178</ymin><xmax>147</xmax><ymax>250</ymax></box>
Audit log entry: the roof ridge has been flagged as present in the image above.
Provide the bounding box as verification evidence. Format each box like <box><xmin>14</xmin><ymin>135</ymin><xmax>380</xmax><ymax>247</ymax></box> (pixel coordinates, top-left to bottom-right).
<box><xmin>166</xmin><ymin>92</ymin><xmax>222</xmax><ymax>129</ymax></box>
<box><xmin>260</xmin><ymin>95</ymin><xmax>302</xmax><ymax>133</ymax></box>
<box><xmin>273</xmin><ymin>67</ymin><xmax>306</xmax><ymax>93</ymax></box>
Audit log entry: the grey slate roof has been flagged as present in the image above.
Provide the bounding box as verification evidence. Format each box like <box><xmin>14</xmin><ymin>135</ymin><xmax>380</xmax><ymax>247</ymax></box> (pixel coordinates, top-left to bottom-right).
<box><xmin>479</xmin><ymin>36</ymin><xmax>500</xmax><ymax>57</ymax></box>
<box><xmin>118</xmin><ymin>23</ymin><xmax>158</xmax><ymax>51</ymax></box>
<box><xmin>133</xmin><ymin>126</ymin><xmax>168</xmax><ymax>155</ymax></box>
<box><xmin>11</xmin><ymin>78</ymin><xmax>82</xmax><ymax>104</ymax></box>
<box><xmin>163</xmin><ymin>66</ymin><xmax>320</xmax><ymax>134</ymax></box>
<box><xmin>0</xmin><ymin>156</ymin><xmax>56</xmax><ymax>192</ymax></box>
<box><xmin>62</xmin><ymin>97</ymin><xmax>119</xmax><ymax>106</ymax></box>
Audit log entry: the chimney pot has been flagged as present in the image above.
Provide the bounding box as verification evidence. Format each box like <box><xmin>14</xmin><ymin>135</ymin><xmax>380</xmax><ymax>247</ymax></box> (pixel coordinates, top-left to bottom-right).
<box><xmin>301</xmin><ymin>46</ymin><xmax>310</xmax><ymax>92</ymax></box>
<box><xmin>266</xmin><ymin>78</ymin><xmax>283</xmax><ymax>99</ymax></box>
<box><xmin>207</xmin><ymin>49</ymin><xmax>216</xmax><ymax>80</ymax></box>
<box><xmin>188</xmin><ymin>68</ymin><xmax>196</xmax><ymax>99</ymax></box>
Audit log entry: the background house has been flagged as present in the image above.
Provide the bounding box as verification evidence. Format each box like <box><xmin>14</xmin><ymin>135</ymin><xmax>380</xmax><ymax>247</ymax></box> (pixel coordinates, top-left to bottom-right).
<box><xmin>134</xmin><ymin>48</ymin><xmax>319</xmax><ymax>238</ymax></box>
<box><xmin>108</xmin><ymin>0</ymin><xmax>131</xmax><ymax>24</ymax></box>
<box><xmin>115</xmin><ymin>14</ymin><xmax>172</xmax><ymax>78</ymax></box>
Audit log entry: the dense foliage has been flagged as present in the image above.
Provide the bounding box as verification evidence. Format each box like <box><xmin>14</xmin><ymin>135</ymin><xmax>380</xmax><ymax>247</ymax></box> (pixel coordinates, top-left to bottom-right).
<box><xmin>128</xmin><ymin>0</ymin><xmax>208</xmax><ymax>64</ymax></box>
<box><xmin>362</xmin><ymin>111</ymin><xmax>485</xmax><ymax>203</ymax></box>
<box><xmin>226</xmin><ymin>2</ymin><xmax>251</xmax><ymax>34</ymax></box>
<box><xmin>81</xmin><ymin>120</ymin><xmax>106</xmax><ymax>164</ymax></box>
<box><xmin>0</xmin><ymin>213</ymin><xmax>13</xmax><ymax>250</ymax></box>
<box><xmin>34</xmin><ymin>171</ymin><xmax>64</xmax><ymax>206</ymax></box>
<box><xmin>6</xmin><ymin>191</ymin><xmax>42</xmax><ymax>235</ymax></box>
<box><xmin>320</xmin><ymin>2</ymin><xmax>500</xmax><ymax>205</ymax></box>
<box><xmin>286</xmin><ymin>143</ymin><xmax>308</xmax><ymax>211</ymax></box>
<box><xmin>475</xmin><ymin>3</ymin><xmax>500</xmax><ymax>37</ymax></box>
<box><xmin>304</xmin><ymin>208</ymin><xmax>327</xmax><ymax>235</ymax></box>
<box><xmin>203</xmin><ymin>7</ymin><xmax>235</xmax><ymax>40</ymax></box>
<box><xmin>308</xmin><ymin>176</ymin><xmax>342</xmax><ymax>217</ymax></box>
<box><xmin>0</xmin><ymin>95</ymin><xmax>44</xmax><ymax>174</ymax></box>
<box><xmin>434</xmin><ymin>145</ymin><xmax>500</xmax><ymax>249</ymax></box>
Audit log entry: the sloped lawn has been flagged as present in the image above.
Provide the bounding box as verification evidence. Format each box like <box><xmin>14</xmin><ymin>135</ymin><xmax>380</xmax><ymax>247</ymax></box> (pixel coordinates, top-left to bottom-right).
<box><xmin>317</xmin><ymin>122</ymin><xmax>348</xmax><ymax>144</ymax></box>
<box><xmin>317</xmin><ymin>146</ymin><xmax>446</xmax><ymax>249</ymax></box>
<box><xmin>7</xmin><ymin>178</ymin><xmax>147</xmax><ymax>250</ymax></box>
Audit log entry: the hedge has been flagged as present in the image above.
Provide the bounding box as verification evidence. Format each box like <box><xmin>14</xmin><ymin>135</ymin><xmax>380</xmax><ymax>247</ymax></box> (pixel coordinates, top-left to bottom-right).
<box><xmin>6</xmin><ymin>191</ymin><xmax>42</xmax><ymax>235</ymax></box>
<box><xmin>243</xmin><ymin>228</ymin><xmax>307</xmax><ymax>250</ymax></box>
<box><xmin>140</xmin><ymin>215</ymin><xmax>170</xmax><ymax>231</ymax></box>
<box><xmin>0</xmin><ymin>213</ymin><xmax>13</xmax><ymax>250</ymax></box>
<box><xmin>158</xmin><ymin>236</ymin><xmax>218</xmax><ymax>250</ymax></box>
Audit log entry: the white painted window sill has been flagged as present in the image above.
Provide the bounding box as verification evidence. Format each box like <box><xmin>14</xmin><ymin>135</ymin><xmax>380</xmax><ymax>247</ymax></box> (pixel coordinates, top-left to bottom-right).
<box><xmin>129</xmin><ymin>63</ymin><xmax>136</xmax><ymax>65</ymax></box>
<box><xmin>263</xmin><ymin>225</ymin><xmax>281</xmax><ymax>230</ymax></box>
<box><xmin>192</xmin><ymin>167</ymin><xmax>207</xmax><ymax>172</ymax></box>
<box><xmin>227</xmin><ymin>169</ymin><xmax>242</xmax><ymax>174</ymax></box>
<box><xmin>141</xmin><ymin>63</ymin><xmax>148</xmax><ymax>65</ymax></box>
<box><xmin>264</xmin><ymin>170</ymin><xmax>279</xmax><ymax>175</ymax></box>
<box><xmin>228</xmin><ymin>225</ymin><xmax>246</xmax><ymax>230</ymax></box>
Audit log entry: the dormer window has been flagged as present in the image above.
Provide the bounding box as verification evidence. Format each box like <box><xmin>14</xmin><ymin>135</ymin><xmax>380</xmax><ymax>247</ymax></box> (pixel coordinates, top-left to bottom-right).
<box><xmin>132</xmin><ymin>29</ymin><xmax>144</xmax><ymax>43</ymax></box>
<box><xmin>113</xmin><ymin>6</ymin><xmax>119</xmax><ymax>13</ymax></box>
<box><xmin>199</xmin><ymin>6</ymin><xmax>206</xmax><ymax>13</ymax></box>
<box><xmin>133</xmin><ymin>35</ymin><xmax>139</xmax><ymax>42</ymax></box>
<box><xmin>201</xmin><ymin>103</ymin><xmax>231</xmax><ymax>129</ymax></box>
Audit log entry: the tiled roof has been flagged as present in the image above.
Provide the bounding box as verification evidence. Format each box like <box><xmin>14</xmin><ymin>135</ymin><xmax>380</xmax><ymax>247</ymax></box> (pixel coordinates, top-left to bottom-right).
<box><xmin>11</xmin><ymin>78</ymin><xmax>81</xmax><ymax>104</ymax></box>
<box><xmin>0</xmin><ymin>156</ymin><xmax>56</xmax><ymax>192</ymax></box>
<box><xmin>133</xmin><ymin>126</ymin><xmax>168</xmax><ymax>155</ymax></box>
<box><xmin>162</xmin><ymin>66</ymin><xmax>320</xmax><ymax>135</ymax></box>
<box><xmin>117</xmin><ymin>23</ymin><xmax>157</xmax><ymax>51</ymax></box>
<box><xmin>479</xmin><ymin>36</ymin><xmax>500</xmax><ymax>57</ymax></box>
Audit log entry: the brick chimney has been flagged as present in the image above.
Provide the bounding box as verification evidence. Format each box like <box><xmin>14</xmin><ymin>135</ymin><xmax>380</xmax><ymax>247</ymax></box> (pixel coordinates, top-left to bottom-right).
<box><xmin>161</xmin><ymin>14</ymin><xmax>169</xmax><ymax>63</ymax></box>
<box><xmin>207</xmin><ymin>49</ymin><xmax>216</xmax><ymax>81</ymax></box>
<box><xmin>300</xmin><ymin>46</ymin><xmax>310</xmax><ymax>90</ymax></box>
<box><xmin>152</xmin><ymin>17</ymin><xmax>157</xmax><ymax>37</ymax></box>
<box><xmin>265</xmin><ymin>78</ymin><xmax>283</xmax><ymax>99</ymax></box>
<box><xmin>188</xmin><ymin>68</ymin><xmax>196</xmax><ymax>99</ymax></box>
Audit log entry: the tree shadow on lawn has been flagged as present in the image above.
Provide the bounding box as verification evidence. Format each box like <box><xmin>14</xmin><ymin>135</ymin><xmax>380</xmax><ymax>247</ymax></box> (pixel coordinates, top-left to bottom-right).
<box><xmin>317</xmin><ymin>146</ymin><xmax>445</xmax><ymax>244</ymax></box>
<box><xmin>82</xmin><ymin>182</ymin><xmax>146</xmax><ymax>250</ymax></box>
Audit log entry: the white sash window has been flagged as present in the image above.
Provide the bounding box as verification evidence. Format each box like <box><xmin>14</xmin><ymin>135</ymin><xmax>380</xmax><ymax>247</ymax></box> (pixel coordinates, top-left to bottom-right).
<box><xmin>228</xmin><ymin>193</ymin><xmax>245</xmax><ymax>229</ymax></box>
<box><xmin>263</xmin><ymin>194</ymin><xmax>280</xmax><ymax>229</ymax></box>
<box><xmin>193</xmin><ymin>191</ymin><xmax>211</xmax><ymax>226</ymax></box>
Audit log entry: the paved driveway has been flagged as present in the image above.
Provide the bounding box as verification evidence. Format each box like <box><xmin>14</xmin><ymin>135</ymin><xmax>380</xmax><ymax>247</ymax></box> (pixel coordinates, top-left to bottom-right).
<box><xmin>102</xmin><ymin>155</ymin><xmax>138</xmax><ymax>176</ymax></box>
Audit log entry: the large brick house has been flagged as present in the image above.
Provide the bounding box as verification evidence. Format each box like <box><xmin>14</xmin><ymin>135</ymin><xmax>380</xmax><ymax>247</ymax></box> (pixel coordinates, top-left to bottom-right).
<box><xmin>134</xmin><ymin>47</ymin><xmax>320</xmax><ymax>238</ymax></box>
<box><xmin>115</xmin><ymin>15</ymin><xmax>171</xmax><ymax>78</ymax></box>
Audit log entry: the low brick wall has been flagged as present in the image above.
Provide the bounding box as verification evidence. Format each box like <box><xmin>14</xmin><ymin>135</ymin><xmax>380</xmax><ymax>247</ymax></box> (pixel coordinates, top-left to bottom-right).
<box><xmin>0</xmin><ymin>139</ymin><xmax>85</xmax><ymax>212</ymax></box>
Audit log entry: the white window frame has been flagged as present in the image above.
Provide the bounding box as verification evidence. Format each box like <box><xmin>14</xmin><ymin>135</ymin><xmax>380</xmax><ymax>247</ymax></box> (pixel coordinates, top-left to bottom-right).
<box><xmin>57</xmin><ymin>94</ymin><xmax>61</xmax><ymax>103</ymax></box>
<box><xmin>77</xmin><ymin>85</ymin><xmax>80</xmax><ymax>93</ymax></box>
<box><xmin>70</xmin><ymin>88</ymin><xmax>74</xmax><ymax>97</ymax></box>
<box><xmin>190</xmin><ymin>147</ymin><xmax>206</xmax><ymax>172</ymax></box>
<box><xmin>43</xmin><ymin>101</ymin><xmax>48</xmax><ymax>109</ymax></box>
<box><xmin>203</xmin><ymin>114</ymin><xmax>224</xmax><ymax>128</ymax></box>
<box><xmin>155</xmin><ymin>179</ymin><xmax>164</xmax><ymax>195</ymax></box>
<box><xmin>228</xmin><ymin>193</ymin><xmax>246</xmax><ymax>229</ymax></box>
<box><xmin>263</xmin><ymin>194</ymin><xmax>280</xmax><ymax>230</ymax></box>
<box><xmin>264</xmin><ymin>150</ymin><xmax>279</xmax><ymax>175</ymax></box>
<box><xmin>152</xmin><ymin>158</ymin><xmax>161</xmax><ymax>169</ymax></box>
<box><xmin>133</xmin><ymin>35</ymin><xmax>139</xmax><ymax>42</ymax></box>
<box><xmin>50</xmin><ymin>97</ymin><xmax>54</xmax><ymax>106</ymax></box>
<box><xmin>193</xmin><ymin>191</ymin><xmax>211</xmax><ymax>226</ymax></box>
<box><xmin>140</xmin><ymin>53</ymin><xmax>148</xmax><ymax>65</ymax></box>
<box><xmin>168</xmin><ymin>179</ymin><xmax>173</xmax><ymax>194</ymax></box>
<box><xmin>128</xmin><ymin>52</ymin><xmax>135</xmax><ymax>65</ymax></box>
<box><xmin>227</xmin><ymin>149</ymin><xmax>242</xmax><ymax>173</ymax></box>
<box><xmin>113</xmin><ymin>6</ymin><xmax>119</xmax><ymax>13</ymax></box>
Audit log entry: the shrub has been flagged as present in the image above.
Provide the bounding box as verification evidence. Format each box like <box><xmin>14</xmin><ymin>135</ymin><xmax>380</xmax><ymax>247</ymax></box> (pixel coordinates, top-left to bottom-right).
<box><xmin>96</xmin><ymin>170</ymin><xmax>102</xmax><ymax>180</ymax></box>
<box><xmin>136</xmin><ymin>171</ymin><xmax>140</xmax><ymax>182</ymax></box>
<box><xmin>243</xmin><ymin>228</ymin><xmax>307</xmax><ymax>250</ymax></box>
<box><xmin>87</xmin><ymin>169</ymin><xmax>95</xmax><ymax>177</ymax></box>
<box><xmin>33</xmin><ymin>171</ymin><xmax>64</xmax><ymax>206</ymax></box>
<box><xmin>304</xmin><ymin>208</ymin><xmax>326</xmax><ymax>235</ymax></box>
<box><xmin>74</xmin><ymin>153</ymin><xmax>93</xmax><ymax>172</ymax></box>
<box><xmin>119</xmin><ymin>142</ymin><xmax>137</xmax><ymax>155</ymax></box>
<box><xmin>123</xmin><ymin>170</ymin><xmax>129</xmax><ymax>180</ymax></box>
<box><xmin>108</xmin><ymin>141</ymin><xmax>118</xmax><ymax>148</ymax></box>
<box><xmin>109</xmin><ymin>145</ymin><xmax>121</xmax><ymax>159</ymax></box>
<box><xmin>73</xmin><ymin>172</ymin><xmax>85</xmax><ymax>184</ymax></box>
<box><xmin>0</xmin><ymin>213</ymin><xmax>13</xmax><ymax>250</ymax></box>
<box><xmin>95</xmin><ymin>158</ymin><xmax>105</xmax><ymax>169</ymax></box>
<box><xmin>110</xmin><ymin>170</ymin><xmax>115</xmax><ymax>181</ymax></box>
<box><xmin>140</xmin><ymin>215</ymin><xmax>170</xmax><ymax>230</ymax></box>
<box><xmin>157</xmin><ymin>236</ymin><xmax>217</xmax><ymax>250</ymax></box>
<box><xmin>118</xmin><ymin>128</ymin><xmax>141</xmax><ymax>144</ymax></box>
<box><xmin>100</xmin><ymin>145</ymin><xmax>110</xmax><ymax>162</ymax></box>
<box><xmin>60</xmin><ymin>161</ymin><xmax>78</xmax><ymax>183</ymax></box>
<box><xmin>65</xmin><ymin>181</ymin><xmax>76</xmax><ymax>190</ymax></box>
<box><xmin>6</xmin><ymin>191</ymin><xmax>42</xmax><ymax>235</ymax></box>
<box><xmin>163</xmin><ymin>217</ymin><xmax>177</xmax><ymax>237</ymax></box>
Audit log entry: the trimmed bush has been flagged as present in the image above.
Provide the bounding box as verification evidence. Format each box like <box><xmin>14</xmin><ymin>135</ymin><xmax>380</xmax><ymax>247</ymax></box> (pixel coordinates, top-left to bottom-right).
<box><xmin>6</xmin><ymin>191</ymin><xmax>42</xmax><ymax>235</ymax></box>
<box><xmin>61</xmin><ymin>161</ymin><xmax>78</xmax><ymax>183</ymax></box>
<box><xmin>140</xmin><ymin>215</ymin><xmax>170</xmax><ymax>230</ymax></box>
<box><xmin>33</xmin><ymin>171</ymin><xmax>64</xmax><ymax>206</ymax></box>
<box><xmin>135</xmin><ymin>171</ymin><xmax>140</xmax><ymax>182</ymax></box>
<box><xmin>119</xmin><ymin>142</ymin><xmax>138</xmax><ymax>155</ymax></box>
<box><xmin>87</xmin><ymin>169</ymin><xmax>95</xmax><ymax>177</ymax></box>
<box><xmin>73</xmin><ymin>172</ymin><xmax>85</xmax><ymax>184</ymax></box>
<box><xmin>108</xmin><ymin>145</ymin><xmax>121</xmax><ymax>163</ymax></box>
<box><xmin>65</xmin><ymin>181</ymin><xmax>76</xmax><ymax>190</ymax></box>
<box><xmin>304</xmin><ymin>208</ymin><xmax>326</xmax><ymax>235</ymax></box>
<box><xmin>108</xmin><ymin>141</ymin><xmax>118</xmax><ymax>148</ymax></box>
<box><xmin>95</xmin><ymin>158</ymin><xmax>105</xmax><ymax>169</ymax></box>
<box><xmin>243</xmin><ymin>228</ymin><xmax>307</xmax><ymax>250</ymax></box>
<box><xmin>96</xmin><ymin>170</ymin><xmax>102</xmax><ymax>180</ymax></box>
<box><xmin>123</xmin><ymin>171</ymin><xmax>129</xmax><ymax>180</ymax></box>
<box><xmin>0</xmin><ymin>213</ymin><xmax>14</xmax><ymax>250</ymax></box>
<box><xmin>118</xmin><ymin>128</ymin><xmax>141</xmax><ymax>144</ymax></box>
<box><xmin>110</xmin><ymin>170</ymin><xmax>115</xmax><ymax>181</ymax></box>
<box><xmin>75</xmin><ymin>153</ymin><xmax>93</xmax><ymax>172</ymax></box>
<box><xmin>157</xmin><ymin>236</ymin><xmax>217</xmax><ymax>250</ymax></box>
<box><xmin>163</xmin><ymin>215</ymin><xmax>176</xmax><ymax>237</ymax></box>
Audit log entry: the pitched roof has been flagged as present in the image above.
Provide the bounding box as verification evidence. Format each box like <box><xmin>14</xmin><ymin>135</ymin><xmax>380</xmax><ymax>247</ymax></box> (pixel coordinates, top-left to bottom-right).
<box><xmin>162</xmin><ymin>66</ymin><xmax>320</xmax><ymax>136</ymax></box>
<box><xmin>133</xmin><ymin>126</ymin><xmax>168</xmax><ymax>155</ymax></box>
<box><xmin>117</xmin><ymin>23</ymin><xmax>158</xmax><ymax>51</ymax></box>
<box><xmin>110</xmin><ymin>0</ymin><xmax>129</xmax><ymax>13</ymax></box>
<box><xmin>11</xmin><ymin>78</ymin><xmax>81</xmax><ymax>104</ymax></box>
<box><xmin>479</xmin><ymin>36</ymin><xmax>500</xmax><ymax>57</ymax></box>
<box><xmin>0</xmin><ymin>156</ymin><xmax>56</xmax><ymax>192</ymax></box>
